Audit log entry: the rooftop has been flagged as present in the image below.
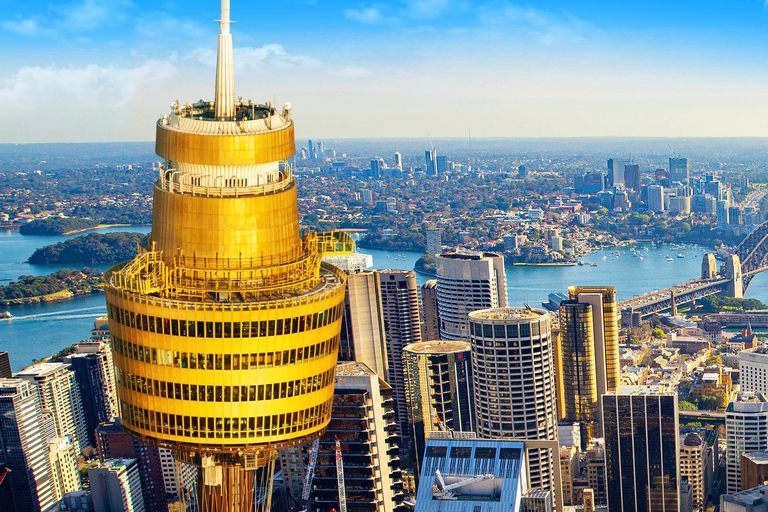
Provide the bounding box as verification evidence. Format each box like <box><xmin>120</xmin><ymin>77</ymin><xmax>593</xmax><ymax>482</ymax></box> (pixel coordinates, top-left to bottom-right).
<box><xmin>614</xmin><ymin>385</ymin><xmax>670</xmax><ymax>396</ymax></box>
<box><xmin>403</xmin><ymin>340</ymin><xmax>471</xmax><ymax>355</ymax></box>
<box><xmin>743</xmin><ymin>452</ymin><xmax>768</xmax><ymax>465</ymax></box>
<box><xmin>437</xmin><ymin>251</ymin><xmax>502</xmax><ymax>261</ymax></box>
<box><xmin>14</xmin><ymin>362</ymin><xmax>69</xmax><ymax>378</ymax></box>
<box><xmin>469</xmin><ymin>307</ymin><xmax>549</xmax><ymax>321</ymax></box>
<box><xmin>336</xmin><ymin>361</ymin><xmax>376</xmax><ymax>377</ymax></box>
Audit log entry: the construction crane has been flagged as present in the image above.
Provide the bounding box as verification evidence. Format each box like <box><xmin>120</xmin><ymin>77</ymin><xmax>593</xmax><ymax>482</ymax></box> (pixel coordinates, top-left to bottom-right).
<box><xmin>433</xmin><ymin>469</ymin><xmax>495</xmax><ymax>500</ymax></box>
<box><xmin>301</xmin><ymin>439</ymin><xmax>320</xmax><ymax>503</ymax></box>
<box><xmin>335</xmin><ymin>437</ymin><xmax>347</xmax><ymax>512</ymax></box>
<box><xmin>433</xmin><ymin>412</ymin><xmax>450</xmax><ymax>432</ymax></box>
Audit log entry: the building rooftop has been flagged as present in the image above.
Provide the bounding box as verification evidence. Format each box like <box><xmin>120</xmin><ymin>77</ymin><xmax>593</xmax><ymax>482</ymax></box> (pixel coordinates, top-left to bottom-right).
<box><xmin>469</xmin><ymin>307</ymin><xmax>548</xmax><ymax>321</ymax></box>
<box><xmin>14</xmin><ymin>362</ymin><xmax>69</xmax><ymax>378</ymax></box>
<box><xmin>743</xmin><ymin>452</ymin><xmax>768</xmax><ymax>465</ymax></box>
<box><xmin>437</xmin><ymin>251</ymin><xmax>501</xmax><ymax>261</ymax></box>
<box><xmin>613</xmin><ymin>385</ymin><xmax>670</xmax><ymax>396</ymax></box>
<box><xmin>336</xmin><ymin>361</ymin><xmax>376</xmax><ymax>377</ymax></box>
<box><xmin>403</xmin><ymin>340</ymin><xmax>471</xmax><ymax>354</ymax></box>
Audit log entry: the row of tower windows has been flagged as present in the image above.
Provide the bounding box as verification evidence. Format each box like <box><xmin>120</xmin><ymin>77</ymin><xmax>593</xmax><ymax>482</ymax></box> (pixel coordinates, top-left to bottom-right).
<box><xmin>117</xmin><ymin>367</ymin><xmax>335</xmax><ymax>402</ymax></box>
<box><xmin>107</xmin><ymin>302</ymin><xmax>344</xmax><ymax>338</ymax></box>
<box><xmin>113</xmin><ymin>334</ymin><xmax>340</xmax><ymax>370</ymax></box>
<box><xmin>121</xmin><ymin>400</ymin><xmax>330</xmax><ymax>439</ymax></box>
<box><xmin>469</xmin><ymin>322</ymin><xmax>548</xmax><ymax>339</ymax></box>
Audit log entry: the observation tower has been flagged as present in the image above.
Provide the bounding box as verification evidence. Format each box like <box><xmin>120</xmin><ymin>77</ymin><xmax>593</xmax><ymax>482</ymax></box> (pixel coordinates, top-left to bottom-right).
<box><xmin>104</xmin><ymin>2</ymin><xmax>352</xmax><ymax>510</ymax></box>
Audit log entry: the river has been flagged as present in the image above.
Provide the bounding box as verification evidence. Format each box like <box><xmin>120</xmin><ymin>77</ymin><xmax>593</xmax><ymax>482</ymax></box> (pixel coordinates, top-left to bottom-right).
<box><xmin>2</xmin><ymin>228</ymin><xmax>768</xmax><ymax>372</ymax></box>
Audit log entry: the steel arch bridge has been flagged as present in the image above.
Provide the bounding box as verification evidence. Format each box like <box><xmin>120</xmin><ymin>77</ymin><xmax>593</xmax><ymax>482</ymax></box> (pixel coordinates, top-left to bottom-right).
<box><xmin>734</xmin><ymin>219</ymin><xmax>768</xmax><ymax>289</ymax></box>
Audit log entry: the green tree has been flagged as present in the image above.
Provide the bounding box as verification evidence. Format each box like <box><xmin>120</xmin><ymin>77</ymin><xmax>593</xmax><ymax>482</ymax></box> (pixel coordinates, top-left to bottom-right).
<box><xmin>652</xmin><ymin>328</ymin><xmax>666</xmax><ymax>339</ymax></box>
<box><xmin>706</xmin><ymin>355</ymin><xmax>723</xmax><ymax>366</ymax></box>
<box><xmin>678</xmin><ymin>401</ymin><xmax>698</xmax><ymax>410</ymax></box>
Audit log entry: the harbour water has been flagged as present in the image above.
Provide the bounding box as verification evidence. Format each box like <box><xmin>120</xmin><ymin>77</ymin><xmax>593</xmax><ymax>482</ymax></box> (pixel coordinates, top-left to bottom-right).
<box><xmin>2</xmin><ymin>227</ymin><xmax>768</xmax><ymax>371</ymax></box>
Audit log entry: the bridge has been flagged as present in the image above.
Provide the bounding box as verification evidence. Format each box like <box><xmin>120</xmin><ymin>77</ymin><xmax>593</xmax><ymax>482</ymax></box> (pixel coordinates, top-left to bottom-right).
<box><xmin>619</xmin><ymin>218</ymin><xmax>768</xmax><ymax>321</ymax></box>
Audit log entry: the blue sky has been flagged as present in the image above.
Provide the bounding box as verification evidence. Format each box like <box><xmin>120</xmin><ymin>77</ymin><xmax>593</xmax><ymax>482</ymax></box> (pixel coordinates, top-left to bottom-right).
<box><xmin>3</xmin><ymin>0</ymin><xmax>768</xmax><ymax>142</ymax></box>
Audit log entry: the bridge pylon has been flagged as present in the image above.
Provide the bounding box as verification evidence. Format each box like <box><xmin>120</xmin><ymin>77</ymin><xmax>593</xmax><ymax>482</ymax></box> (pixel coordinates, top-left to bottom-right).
<box><xmin>724</xmin><ymin>254</ymin><xmax>744</xmax><ymax>299</ymax></box>
<box><xmin>702</xmin><ymin>253</ymin><xmax>717</xmax><ymax>279</ymax></box>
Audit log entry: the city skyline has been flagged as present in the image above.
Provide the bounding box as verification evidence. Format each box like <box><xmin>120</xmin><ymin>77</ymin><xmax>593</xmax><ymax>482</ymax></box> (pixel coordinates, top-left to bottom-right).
<box><xmin>4</xmin><ymin>1</ymin><xmax>768</xmax><ymax>142</ymax></box>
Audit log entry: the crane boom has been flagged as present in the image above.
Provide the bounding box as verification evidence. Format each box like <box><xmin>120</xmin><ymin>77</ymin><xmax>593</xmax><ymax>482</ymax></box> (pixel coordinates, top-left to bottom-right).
<box><xmin>301</xmin><ymin>439</ymin><xmax>320</xmax><ymax>503</ymax></box>
<box><xmin>335</xmin><ymin>437</ymin><xmax>347</xmax><ymax>512</ymax></box>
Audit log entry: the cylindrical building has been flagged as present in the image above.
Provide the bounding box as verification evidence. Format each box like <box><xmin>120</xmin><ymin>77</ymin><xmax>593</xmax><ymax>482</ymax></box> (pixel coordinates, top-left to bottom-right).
<box><xmin>402</xmin><ymin>340</ymin><xmax>474</xmax><ymax>472</ymax></box>
<box><xmin>469</xmin><ymin>308</ymin><xmax>558</xmax><ymax>494</ymax></box>
<box><xmin>103</xmin><ymin>2</ymin><xmax>349</xmax><ymax>510</ymax></box>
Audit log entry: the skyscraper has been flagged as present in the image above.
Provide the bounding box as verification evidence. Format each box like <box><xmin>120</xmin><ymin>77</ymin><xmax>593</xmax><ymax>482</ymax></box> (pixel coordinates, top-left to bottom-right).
<box><xmin>394</xmin><ymin>152</ymin><xmax>402</xmax><ymax>170</ymax></box>
<box><xmin>602</xmin><ymin>386</ymin><xmax>680</xmax><ymax>512</ymax></box>
<box><xmin>623</xmin><ymin>164</ymin><xmax>641</xmax><ymax>198</ymax></box>
<box><xmin>402</xmin><ymin>340</ymin><xmax>474</xmax><ymax>471</ymax></box>
<box><xmin>88</xmin><ymin>458</ymin><xmax>145</xmax><ymax>512</ymax></box>
<box><xmin>557</xmin><ymin>286</ymin><xmax>621</xmax><ymax>445</ymax></box>
<box><xmin>469</xmin><ymin>308</ymin><xmax>558</xmax><ymax>496</ymax></box>
<box><xmin>670</xmin><ymin>157</ymin><xmax>689</xmax><ymax>184</ymax></box>
<box><xmin>379</xmin><ymin>269</ymin><xmax>423</xmax><ymax>451</ymax></box>
<box><xmin>608</xmin><ymin>158</ymin><xmax>630</xmax><ymax>187</ymax></box>
<box><xmin>425</xmin><ymin>227</ymin><xmax>442</xmax><ymax>256</ymax></box>
<box><xmin>15</xmin><ymin>363</ymin><xmax>88</xmax><ymax>453</ymax></box>
<box><xmin>726</xmin><ymin>392</ymin><xmax>768</xmax><ymax>493</ymax></box>
<box><xmin>0</xmin><ymin>378</ymin><xmax>56</xmax><ymax>512</ymax></box>
<box><xmin>648</xmin><ymin>184</ymin><xmax>665</xmax><ymax>212</ymax></box>
<box><xmin>420</xmin><ymin>280</ymin><xmax>440</xmax><ymax>342</ymax></box>
<box><xmin>0</xmin><ymin>351</ymin><xmax>11</xmax><ymax>378</ymax></box>
<box><xmin>47</xmin><ymin>437</ymin><xmax>82</xmax><ymax>503</ymax></box>
<box><xmin>436</xmin><ymin>252</ymin><xmax>508</xmax><ymax>342</ymax></box>
<box><xmin>425</xmin><ymin>149</ymin><xmax>437</xmax><ymax>175</ymax></box>
<box><xmin>309</xmin><ymin>362</ymin><xmax>407</xmax><ymax>512</ymax></box>
<box><xmin>370</xmin><ymin>159</ymin><xmax>385</xmax><ymax>179</ymax></box>
<box><xmin>104</xmin><ymin>2</ymin><xmax>349</xmax><ymax>509</ymax></box>
<box><xmin>338</xmin><ymin>270</ymin><xmax>389</xmax><ymax>380</ymax></box>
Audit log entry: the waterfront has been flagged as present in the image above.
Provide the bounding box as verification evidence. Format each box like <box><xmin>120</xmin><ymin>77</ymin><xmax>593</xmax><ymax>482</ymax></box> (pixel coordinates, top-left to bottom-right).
<box><xmin>3</xmin><ymin>227</ymin><xmax>768</xmax><ymax>371</ymax></box>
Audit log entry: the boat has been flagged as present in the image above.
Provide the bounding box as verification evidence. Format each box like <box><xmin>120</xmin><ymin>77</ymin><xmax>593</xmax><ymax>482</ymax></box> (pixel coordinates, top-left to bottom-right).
<box><xmin>667</xmin><ymin>257</ymin><xmax>674</xmax><ymax>262</ymax></box>
<box><xmin>0</xmin><ymin>311</ymin><xmax>12</xmax><ymax>319</ymax></box>
<box><xmin>677</xmin><ymin>253</ymin><xmax>685</xmax><ymax>258</ymax></box>
<box><xmin>589</xmin><ymin>262</ymin><xmax>598</xmax><ymax>267</ymax></box>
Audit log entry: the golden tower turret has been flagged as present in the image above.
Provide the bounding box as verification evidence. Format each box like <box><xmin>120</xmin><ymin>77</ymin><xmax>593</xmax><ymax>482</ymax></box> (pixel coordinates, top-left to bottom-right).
<box><xmin>104</xmin><ymin>2</ymin><xmax>352</xmax><ymax>509</ymax></box>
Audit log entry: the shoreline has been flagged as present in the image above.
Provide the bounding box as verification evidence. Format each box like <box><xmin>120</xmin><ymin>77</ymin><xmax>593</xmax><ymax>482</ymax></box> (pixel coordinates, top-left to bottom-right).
<box><xmin>0</xmin><ymin>287</ymin><xmax>104</xmax><ymax>307</ymax></box>
<box><xmin>61</xmin><ymin>223</ymin><xmax>143</xmax><ymax>235</ymax></box>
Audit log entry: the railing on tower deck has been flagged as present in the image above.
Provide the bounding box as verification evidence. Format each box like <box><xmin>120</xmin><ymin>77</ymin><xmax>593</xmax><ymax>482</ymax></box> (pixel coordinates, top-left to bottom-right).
<box><xmin>317</xmin><ymin>231</ymin><xmax>355</xmax><ymax>256</ymax></box>
<box><xmin>158</xmin><ymin>165</ymin><xmax>293</xmax><ymax>198</ymax></box>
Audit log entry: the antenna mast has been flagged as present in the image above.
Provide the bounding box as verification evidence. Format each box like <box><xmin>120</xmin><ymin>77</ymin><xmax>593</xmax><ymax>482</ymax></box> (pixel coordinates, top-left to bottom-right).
<box><xmin>214</xmin><ymin>0</ymin><xmax>236</xmax><ymax>120</ymax></box>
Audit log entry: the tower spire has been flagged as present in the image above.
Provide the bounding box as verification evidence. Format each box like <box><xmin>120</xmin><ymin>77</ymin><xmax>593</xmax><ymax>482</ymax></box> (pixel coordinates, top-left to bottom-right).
<box><xmin>214</xmin><ymin>0</ymin><xmax>235</xmax><ymax>120</ymax></box>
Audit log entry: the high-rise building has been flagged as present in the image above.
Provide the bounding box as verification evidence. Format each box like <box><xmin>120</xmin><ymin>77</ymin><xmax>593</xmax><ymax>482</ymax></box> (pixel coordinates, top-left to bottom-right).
<box><xmin>88</xmin><ymin>458</ymin><xmax>145</xmax><ymax>512</ymax></box>
<box><xmin>47</xmin><ymin>437</ymin><xmax>82</xmax><ymax>502</ymax></box>
<box><xmin>469</xmin><ymin>308</ymin><xmax>558</xmax><ymax>495</ymax></box>
<box><xmin>420</xmin><ymin>280</ymin><xmax>440</xmax><ymax>342</ymax></box>
<box><xmin>726</xmin><ymin>392</ymin><xmax>768</xmax><ymax>493</ymax></box>
<box><xmin>394</xmin><ymin>152</ymin><xmax>402</xmax><ymax>169</ymax></box>
<box><xmin>0</xmin><ymin>351</ymin><xmax>11</xmax><ymax>378</ymax></box>
<box><xmin>648</xmin><ymin>184</ymin><xmax>665</xmax><ymax>212</ymax></box>
<box><xmin>0</xmin><ymin>378</ymin><xmax>56</xmax><ymax>512</ymax></box>
<box><xmin>670</xmin><ymin>157</ymin><xmax>689</xmax><ymax>184</ymax></box>
<box><xmin>436</xmin><ymin>155</ymin><xmax>449</xmax><ymax>174</ymax></box>
<box><xmin>337</xmin><ymin>269</ymin><xmax>388</xmax><ymax>380</ymax></box>
<box><xmin>559</xmin><ymin>446</ymin><xmax>578</xmax><ymax>506</ymax></box>
<box><xmin>65</xmin><ymin>344</ymin><xmax>118</xmax><ymax>447</ymax></box>
<box><xmin>103</xmin><ymin>3</ymin><xmax>349</xmax><ymax>510</ymax></box>
<box><xmin>379</xmin><ymin>269</ymin><xmax>423</xmax><ymax>452</ymax></box>
<box><xmin>95</xmin><ymin>418</ymin><xmax>169</xmax><ymax>512</ymax></box>
<box><xmin>425</xmin><ymin>227</ymin><xmax>442</xmax><ymax>256</ymax></box>
<box><xmin>402</xmin><ymin>340</ymin><xmax>474</xmax><ymax>471</ymax></box>
<box><xmin>436</xmin><ymin>252</ymin><xmax>508</xmax><ymax>342</ymax></box>
<box><xmin>15</xmin><ymin>363</ymin><xmax>88</xmax><ymax>453</ymax></box>
<box><xmin>584</xmin><ymin>438</ymin><xmax>607</xmax><ymax>505</ymax></box>
<box><xmin>414</xmin><ymin>434</ymin><xmax>530</xmax><ymax>512</ymax></box>
<box><xmin>680</xmin><ymin>430</ymin><xmax>714</xmax><ymax>512</ymax></box>
<box><xmin>623</xmin><ymin>164</ymin><xmax>641</xmax><ymax>197</ymax></box>
<box><xmin>425</xmin><ymin>149</ymin><xmax>437</xmax><ymax>175</ymax></box>
<box><xmin>607</xmin><ymin>158</ymin><xmax>630</xmax><ymax>186</ymax></box>
<box><xmin>370</xmin><ymin>159</ymin><xmax>385</xmax><ymax>179</ymax></box>
<box><xmin>602</xmin><ymin>386</ymin><xmax>680</xmax><ymax>512</ymax></box>
<box><xmin>557</xmin><ymin>286</ymin><xmax>620</xmax><ymax>446</ymax></box>
<box><xmin>741</xmin><ymin>452</ymin><xmax>768</xmax><ymax>492</ymax></box>
<box><xmin>309</xmin><ymin>362</ymin><xmax>406</xmax><ymax>512</ymax></box>
<box><xmin>0</xmin><ymin>463</ymin><xmax>14</xmax><ymax>512</ymax></box>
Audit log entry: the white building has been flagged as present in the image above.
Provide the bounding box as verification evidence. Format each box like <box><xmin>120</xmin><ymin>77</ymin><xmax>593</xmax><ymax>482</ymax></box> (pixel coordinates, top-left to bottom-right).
<box><xmin>436</xmin><ymin>252</ymin><xmax>508</xmax><ymax>342</ymax></box>
<box><xmin>15</xmin><ymin>363</ymin><xmax>88</xmax><ymax>452</ymax></box>
<box><xmin>740</xmin><ymin>348</ymin><xmax>768</xmax><ymax>395</ymax></box>
<box><xmin>726</xmin><ymin>392</ymin><xmax>768</xmax><ymax>493</ymax></box>
<box><xmin>648</xmin><ymin>184</ymin><xmax>665</xmax><ymax>212</ymax></box>
<box><xmin>47</xmin><ymin>437</ymin><xmax>82</xmax><ymax>502</ymax></box>
<box><xmin>88</xmin><ymin>458</ymin><xmax>145</xmax><ymax>512</ymax></box>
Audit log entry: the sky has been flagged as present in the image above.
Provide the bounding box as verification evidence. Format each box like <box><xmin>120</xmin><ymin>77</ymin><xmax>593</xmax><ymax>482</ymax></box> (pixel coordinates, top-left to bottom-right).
<box><xmin>3</xmin><ymin>0</ymin><xmax>768</xmax><ymax>142</ymax></box>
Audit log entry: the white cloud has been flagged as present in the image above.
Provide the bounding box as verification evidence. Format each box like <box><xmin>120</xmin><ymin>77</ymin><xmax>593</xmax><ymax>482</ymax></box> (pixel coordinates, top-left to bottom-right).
<box><xmin>50</xmin><ymin>0</ymin><xmax>134</xmax><ymax>31</ymax></box>
<box><xmin>328</xmin><ymin>66</ymin><xmax>373</xmax><ymax>78</ymax></box>
<box><xmin>1</xmin><ymin>18</ymin><xmax>45</xmax><ymax>36</ymax></box>
<box><xmin>188</xmin><ymin>44</ymin><xmax>321</xmax><ymax>71</ymax></box>
<box><xmin>344</xmin><ymin>6</ymin><xmax>388</xmax><ymax>24</ymax></box>
<box><xmin>476</xmin><ymin>3</ymin><xmax>590</xmax><ymax>44</ymax></box>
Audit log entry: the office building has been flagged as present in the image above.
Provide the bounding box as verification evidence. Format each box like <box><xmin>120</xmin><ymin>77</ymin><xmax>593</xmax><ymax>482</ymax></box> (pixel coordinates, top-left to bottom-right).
<box><xmin>469</xmin><ymin>308</ymin><xmax>558</xmax><ymax>495</ymax></box>
<box><xmin>394</xmin><ymin>152</ymin><xmax>402</xmax><ymax>169</ymax></box>
<box><xmin>51</xmin><ymin>490</ymin><xmax>94</xmax><ymax>512</ymax></box>
<box><xmin>426</xmin><ymin>227</ymin><xmax>442</xmax><ymax>256</ymax></box>
<box><xmin>370</xmin><ymin>159</ymin><xmax>385</xmax><ymax>179</ymax></box>
<box><xmin>95</xmin><ymin>418</ymin><xmax>169</xmax><ymax>512</ymax></box>
<box><xmin>648</xmin><ymin>185</ymin><xmax>665</xmax><ymax>212</ymax></box>
<box><xmin>721</xmin><ymin>484</ymin><xmax>768</xmax><ymax>512</ymax></box>
<box><xmin>726</xmin><ymin>392</ymin><xmax>768</xmax><ymax>493</ymax></box>
<box><xmin>338</xmin><ymin>270</ymin><xmax>389</xmax><ymax>380</ymax></box>
<box><xmin>64</xmin><ymin>346</ymin><xmax>118</xmax><ymax>447</ymax></box>
<box><xmin>557</xmin><ymin>423</ymin><xmax>581</xmax><ymax>450</ymax></box>
<box><xmin>15</xmin><ymin>363</ymin><xmax>88</xmax><ymax>453</ymax></box>
<box><xmin>557</xmin><ymin>286</ymin><xmax>620</xmax><ymax>446</ymax></box>
<box><xmin>403</xmin><ymin>340</ymin><xmax>474</xmax><ymax>470</ymax></box>
<box><xmin>103</xmin><ymin>3</ymin><xmax>350</xmax><ymax>509</ymax></box>
<box><xmin>670</xmin><ymin>157</ymin><xmax>689</xmax><ymax>184</ymax></box>
<box><xmin>602</xmin><ymin>386</ymin><xmax>680</xmax><ymax>512</ymax></box>
<box><xmin>88</xmin><ymin>459</ymin><xmax>145</xmax><ymax>512</ymax></box>
<box><xmin>608</xmin><ymin>158</ymin><xmax>630</xmax><ymax>186</ymax></box>
<box><xmin>0</xmin><ymin>378</ymin><xmax>56</xmax><ymax>512</ymax></box>
<box><xmin>584</xmin><ymin>438</ymin><xmax>607</xmax><ymax>505</ymax></box>
<box><xmin>559</xmin><ymin>446</ymin><xmax>578</xmax><ymax>506</ymax></box>
<box><xmin>48</xmin><ymin>437</ymin><xmax>82</xmax><ymax>502</ymax></box>
<box><xmin>420</xmin><ymin>280</ymin><xmax>440</xmax><ymax>342</ymax></box>
<box><xmin>436</xmin><ymin>252</ymin><xmax>508</xmax><ymax>342</ymax></box>
<box><xmin>742</xmin><ymin>452</ymin><xmax>768</xmax><ymax>493</ymax></box>
<box><xmin>309</xmin><ymin>362</ymin><xmax>406</xmax><ymax>512</ymax></box>
<box><xmin>680</xmin><ymin>431</ymin><xmax>714</xmax><ymax>512</ymax></box>
<box><xmin>0</xmin><ymin>351</ymin><xmax>11</xmax><ymax>378</ymax></box>
<box><xmin>623</xmin><ymin>164</ymin><xmax>641</xmax><ymax>197</ymax></box>
<box><xmin>379</xmin><ymin>269</ymin><xmax>423</xmax><ymax>451</ymax></box>
<box><xmin>414</xmin><ymin>434</ymin><xmax>528</xmax><ymax>512</ymax></box>
<box><xmin>425</xmin><ymin>149</ymin><xmax>437</xmax><ymax>175</ymax></box>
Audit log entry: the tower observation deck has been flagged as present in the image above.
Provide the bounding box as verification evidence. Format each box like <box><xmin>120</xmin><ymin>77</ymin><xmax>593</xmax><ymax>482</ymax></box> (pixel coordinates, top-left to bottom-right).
<box><xmin>104</xmin><ymin>2</ymin><xmax>353</xmax><ymax>510</ymax></box>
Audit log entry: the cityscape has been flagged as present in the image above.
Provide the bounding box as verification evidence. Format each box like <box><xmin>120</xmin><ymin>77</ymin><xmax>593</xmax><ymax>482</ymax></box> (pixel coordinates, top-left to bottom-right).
<box><xmin>6</xmin><ymin>1</ymin><xmax>768</xmax><ymax>512</ymax></box>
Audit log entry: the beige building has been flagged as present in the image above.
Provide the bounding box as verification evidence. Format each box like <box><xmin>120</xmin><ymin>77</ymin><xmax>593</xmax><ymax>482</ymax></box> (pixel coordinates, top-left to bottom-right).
<box><xmin>680</xmin><ymin>431</ymin><xmax>713</xmax><ymax>512</ymax></box>
<box><xmin>420</xmin><ymin>280</ymin><xmax>440</xmax><ymax>342</ymax></box>
<box><xmin>47</xmin><ymin>437</ymin><xmax>81</xmax><ymax>502</ymax></box>
<box><xmin>741</xmin><ymin>452</ymin><xmax>768</xmax><ymax>493</ymax></box>
<box><xmin>559</xmin><ymin>446</ymin><xmax>579</xmax><ymax>506</ymax></box>
<box><xmin>585</xmin><ymin>438</ymin><xmax>607</xmax><ymax>505</ymax></box>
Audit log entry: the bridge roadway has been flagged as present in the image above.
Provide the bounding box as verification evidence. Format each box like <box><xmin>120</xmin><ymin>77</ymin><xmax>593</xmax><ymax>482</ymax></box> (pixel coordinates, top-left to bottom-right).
<box><xmin>678</xmin><ymin>409</ymin><xmax>725</xmax><ymax>422</ymax></box>
<box><xmin>619</xmin><ymin>277</ymin><xmax>729</xmax><ymax>318</ymax></box>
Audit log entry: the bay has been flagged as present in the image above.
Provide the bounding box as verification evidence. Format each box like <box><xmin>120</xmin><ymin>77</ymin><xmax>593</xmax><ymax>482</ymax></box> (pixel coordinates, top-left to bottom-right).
<box><xmin>2</xmin><ymin>227</ymin><xmax>768</xmax><ymax>372</ymax></box>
